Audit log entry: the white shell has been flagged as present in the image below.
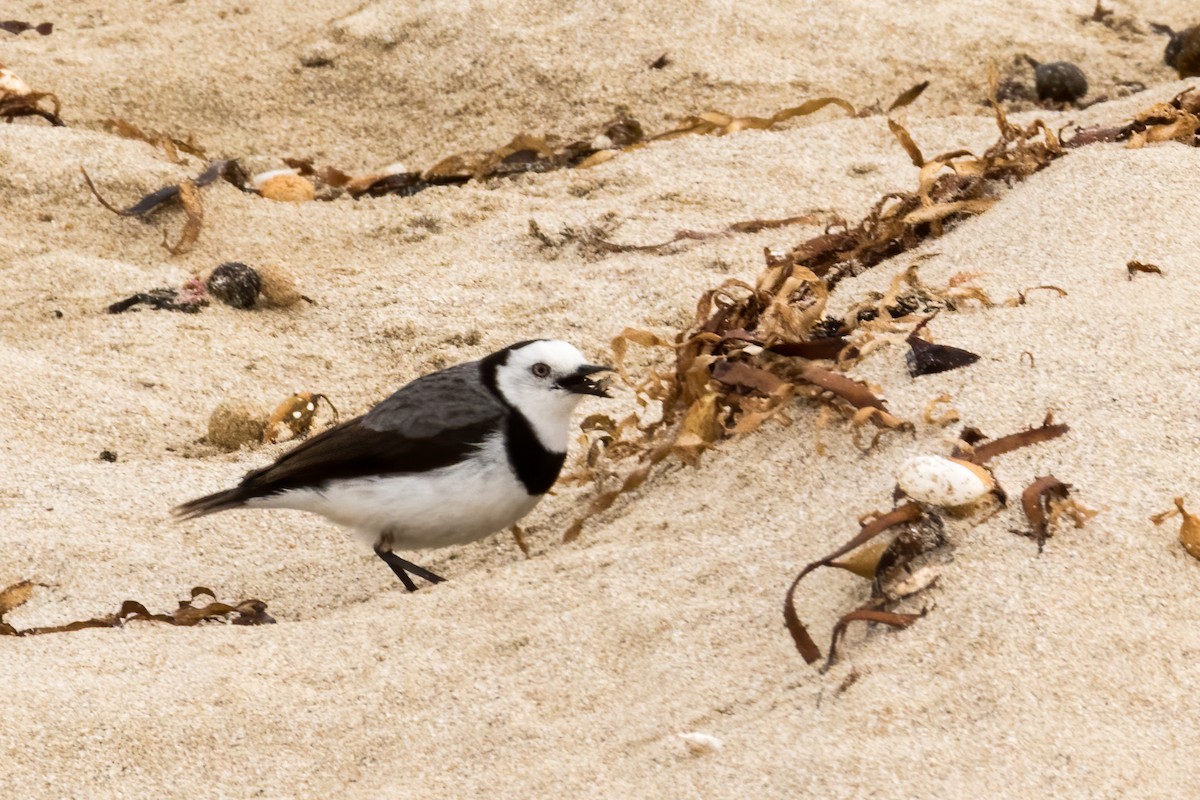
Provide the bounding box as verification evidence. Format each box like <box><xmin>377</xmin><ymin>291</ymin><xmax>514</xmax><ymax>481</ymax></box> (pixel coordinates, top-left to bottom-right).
<box><xmin>378</xmin><ymin>161</ymin><xmax>408</xmax><ymax>177</ymax></box>
<box><xmin>896</xmin><ymin>455</ymin><xmax>993</xmax><ymax>507</ymax></box>
<box><xmin>679</xmin><ymin>732</ymin><xmax>723</xmax><ymax>756</ymax></box>
<box><xmin>250</xmin><ymin>168</ymin><xmax>301</xmax><ymax>190</ymax></box>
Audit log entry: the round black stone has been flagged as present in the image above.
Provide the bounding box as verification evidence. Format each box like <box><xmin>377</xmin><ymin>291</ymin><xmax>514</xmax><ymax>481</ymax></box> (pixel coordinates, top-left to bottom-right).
<box><xmin>206</xmin><ymin>262</ymin><xmax>262</xmax><ymax>309</ymax></box>
<box><xmin>1034</xmin><ymin>61</ymin><xmax>1088</xmax><ymax>104</ymax></box>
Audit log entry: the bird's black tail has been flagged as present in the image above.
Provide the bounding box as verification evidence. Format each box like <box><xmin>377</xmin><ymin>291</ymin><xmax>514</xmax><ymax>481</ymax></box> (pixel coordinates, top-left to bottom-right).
<box><xmin>172</xmin><ymin>487</ymin><xmax>250</xmax><ymax>521</ymax></box>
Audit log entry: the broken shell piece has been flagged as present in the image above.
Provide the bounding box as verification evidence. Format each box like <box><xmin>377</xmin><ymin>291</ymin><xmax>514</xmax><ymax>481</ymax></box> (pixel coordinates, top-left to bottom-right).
<box><xmin>263</xmin><ymin>392</ymin><xmax>338</xmax><ymax>443</ymax></box>
<box><xmin>0</xmin><ymin>65</ymin><xmax>31</xmax><ymax>99</ymax></box>
<box><xmin>256</xmin><ymin>263</ymin><xmax>304</xmax><ymax>307</ymax></box>
<box><xmin>679</xmin><ymin>732</ymin><xmax>723</xmax><ymax>756</ymax></box>
<box><xmin>252</xmin><ymin>168</ymin><xmax>315</xmax><ymax>202</ymax></box>
<box><xmin>344</xmin><ymin>162</ymin><xmax>409</xmax><ymax>196</ymax></box>
<box><xmin>896</xmin><ymin>455</ymin><xmax>994</xmax><ymax>508</ymax></box>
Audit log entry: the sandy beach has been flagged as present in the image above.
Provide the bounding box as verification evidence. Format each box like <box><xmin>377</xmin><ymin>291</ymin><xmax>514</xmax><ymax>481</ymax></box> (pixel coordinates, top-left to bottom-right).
<box><xmin>3</xmin><ymin>0</ymin><xmax>1200</xmax><ymax>796</ymax></box>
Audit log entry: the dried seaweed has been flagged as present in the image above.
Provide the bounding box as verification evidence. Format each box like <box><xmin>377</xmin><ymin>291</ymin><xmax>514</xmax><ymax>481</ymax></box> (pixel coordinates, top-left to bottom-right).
<box><xmin>783</xmin><ymin>503</ymin><xmax>923</xmax><ymax>663</ymax></box>
<box><xmin>559</xmin><ymin>74</ymin><xmax>1181</xmax><ymax>545</ymax></box>
<box><xmin>652</xmin><ymin>98</ymin><xmax>856</xmax><ymax>141</ymax></box>
<box><xmin>569</xmin><ymin>214</ymin><xmax>821</xmax><ymax>256</ymax></box>
<box><xmin>923</xmin><ymin>393</ymin><xmax>960</xmax><ymax>425</ymax></box>
<box><xmin>1114</xmin><ymin>89</ymin><xmax>1200</xmax><ymax>148</ymax></box>
<box><xmin>82</xmin><ymin>160</ymin><xmax>246</xmax><ymax>254</ymax></box>
<box><xmin>1127</xmin><ymin>260</ymin><xmax>1164</xmax><ymax>279</ymax></box>
<box><xmin>0</xmin><ymin>584</ymin><xmax>274</xmax><ymax>636</ymax></box>
<box><xmin>888</xmin><ymin>118</ymin><xmax>925</xmax><ymax>167</ymax></box>
<box><xmin>906</xmin><ymin>316</ymin><xmax>980</xmax><ymax>376</ymax></box>
<box><xmin>887</xmin><ymin>81</ymin><xmax>930</xmax><ymax>113</ymax></box>
<box><xmin>0</xmin><ymin>64</ymin><xmax>63</xmax><ymax>126</ymax></box>
<box><xmin>1019</xmin><ymin>475</ymin><xmax>1070</xmax><ymax>552</ymax></box>
<box><xmin>824</xmin><ymin>606</ymin><xmax>923</xmax><ymax>670</ymax></box>
<box><xmin>82</xmin><ymin>159</ymin><xmax>246</xmax><ymax>216</ymax></box>
<box><xmin>958</xmin><ymin>413</ymin><xmax>1069</xmax><ymax>464</ymax></box>
<box><xmin>104</xmin><ymin>117</ymin><xmax>207</xmax><ymax>163</ymax></box>
<box><xmin>107</xmin><ymin>282</ymin><xmax>208</xmax><ymax>314</ymax></box>
<box><xmin>292</xmin><ymin>97</ymin><xmax>855</xmax><ymax>200</ymax></box>
<box><xmin>168</xmin><ymin>179</ymin><xmax>204</xmax><ymax>254</ymax></box>
<box><xmin>1017</xmin><ymin>475</ymin><xmax>1093</xmax><ymax>552</ymax></box>
<box><xmin>1151</xmin><ymin>498</ymin><xmax>1200</xmax><ymax>560</ymax></box>
<box><xmin>0</xmin><ymin>21</ymin><xmax>52</xmax><ymax>35</ymax></box>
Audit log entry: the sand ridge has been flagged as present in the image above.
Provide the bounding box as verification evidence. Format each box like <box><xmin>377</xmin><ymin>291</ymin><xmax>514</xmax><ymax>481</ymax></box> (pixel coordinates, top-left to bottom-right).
<box><xmin>2</xmin><ymin>0</ymin><xmax>1200</xmax><ymax>797</ymax></box>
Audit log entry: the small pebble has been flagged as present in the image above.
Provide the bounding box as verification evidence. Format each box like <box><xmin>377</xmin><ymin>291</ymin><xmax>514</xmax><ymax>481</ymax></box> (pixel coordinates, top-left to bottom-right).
<box><xmin>1032</xmin><ymin>60</ymin><xmax>1088</xmax><ymax>104</ymax></box>
<box><xmin>99</xmin><ymin>450</ymin><xmax>117</xmax><ymax>462</ymax></box>
<box><xmin>1163</xmin><ymin>27</ymin><xmax>1188</xmax><ymax>68</ymax></box>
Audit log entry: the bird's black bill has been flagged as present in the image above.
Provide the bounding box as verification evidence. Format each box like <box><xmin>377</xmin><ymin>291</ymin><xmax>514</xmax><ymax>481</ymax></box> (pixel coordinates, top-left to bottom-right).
<box><xmin>558</xmin><ymin>364</ymin><xmax>613</xmax><ymax>397</ymax></box>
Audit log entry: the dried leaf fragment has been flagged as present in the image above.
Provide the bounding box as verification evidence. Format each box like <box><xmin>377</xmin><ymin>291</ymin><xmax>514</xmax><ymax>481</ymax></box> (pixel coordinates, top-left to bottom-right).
<box><xmin>828</xmin><ymin>539</ymin><xmax>892</xmax><ymax>579</ymax></box>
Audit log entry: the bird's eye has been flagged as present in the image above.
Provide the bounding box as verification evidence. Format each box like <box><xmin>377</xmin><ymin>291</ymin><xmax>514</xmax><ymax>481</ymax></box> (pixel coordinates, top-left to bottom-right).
<box><xmin>531</xmin><ymin>362</ymin><xmax>551</xmax><ymax>378</ymax></box>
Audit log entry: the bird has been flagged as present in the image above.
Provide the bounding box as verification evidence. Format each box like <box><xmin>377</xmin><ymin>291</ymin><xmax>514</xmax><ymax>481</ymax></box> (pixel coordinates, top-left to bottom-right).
<box><xmin>174</xmin><ymin>339</ymin><xmax>611</xmax><ymax>590</ymax></box>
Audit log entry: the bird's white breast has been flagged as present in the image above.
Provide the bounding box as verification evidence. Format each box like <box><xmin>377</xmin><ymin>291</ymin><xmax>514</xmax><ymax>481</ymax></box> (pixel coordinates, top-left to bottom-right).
<box><xmin>246</xmin><ymin>434</ymin><xmax>541</xmax><ymax>550</ymax></box>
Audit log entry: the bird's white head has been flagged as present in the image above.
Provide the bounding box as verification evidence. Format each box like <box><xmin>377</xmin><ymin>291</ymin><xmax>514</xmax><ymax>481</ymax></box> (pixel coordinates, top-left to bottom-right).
<box><xmin>489</xmin><ymin>339</ymin><xmax>610</xmax><ymax>453</ymax></box>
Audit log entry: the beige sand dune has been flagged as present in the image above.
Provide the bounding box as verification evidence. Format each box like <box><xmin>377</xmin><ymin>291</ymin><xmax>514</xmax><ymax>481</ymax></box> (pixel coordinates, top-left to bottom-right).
<box><xmin>2</xmin><ymin>0</ymin><xmax>1199</xmax><ymax>796</ymax></box>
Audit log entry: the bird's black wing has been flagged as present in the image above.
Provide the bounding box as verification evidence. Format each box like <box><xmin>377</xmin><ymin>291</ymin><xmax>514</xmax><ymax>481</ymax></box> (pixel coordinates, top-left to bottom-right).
<box><xmin>246</xmin><ymin>359</ymin><xmax>505</xmax><ymax>491</ymax></box>
<box><xmin>174</xmin><ymin>360</ymin><xmax>506</xmax><ymax>517</ymax></box>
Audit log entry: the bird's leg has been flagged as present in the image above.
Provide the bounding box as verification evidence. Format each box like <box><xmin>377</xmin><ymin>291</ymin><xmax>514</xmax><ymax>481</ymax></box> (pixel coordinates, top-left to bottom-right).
<box><xmin>374</xmin><ymin>546</ymin><xmax>445</xmax><ymax>591</ymax></box>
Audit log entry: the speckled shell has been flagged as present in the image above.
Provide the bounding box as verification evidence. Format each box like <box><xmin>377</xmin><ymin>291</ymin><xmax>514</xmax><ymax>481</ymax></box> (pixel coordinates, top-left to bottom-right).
<box><xmin>896</xmin><ymin>455</ymin><xmax>995</xmax><ymax>507</ymax></box>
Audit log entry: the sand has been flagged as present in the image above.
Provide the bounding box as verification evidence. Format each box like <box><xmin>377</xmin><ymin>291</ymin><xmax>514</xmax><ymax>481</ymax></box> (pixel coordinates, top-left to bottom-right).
<box><xmin>2</xmin><ymin>0</ymin><xmax>1200</xmax><ymax>797</ymax></box>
